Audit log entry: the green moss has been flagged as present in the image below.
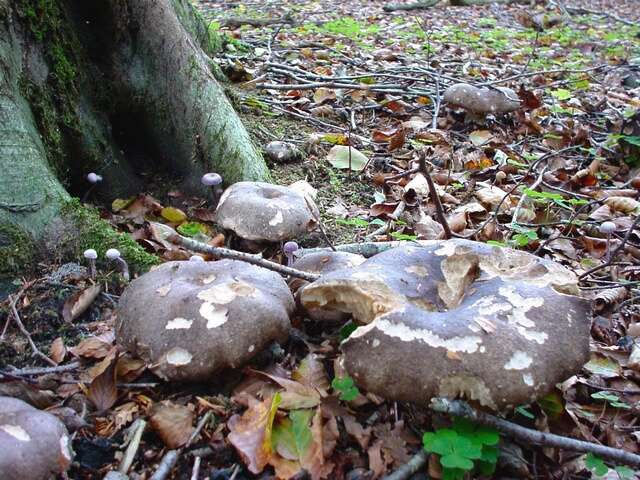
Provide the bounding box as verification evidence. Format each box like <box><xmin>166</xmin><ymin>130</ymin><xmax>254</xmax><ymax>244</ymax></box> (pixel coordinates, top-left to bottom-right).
<box><xmin>0</xmin><ymin>224</ymin><xmax>36</xmax><ymax>278</ymax></box>
<box><xmin>61</xmin><ymin>199</ymin><xmax>159</xmax><ymax>273</ymax></box>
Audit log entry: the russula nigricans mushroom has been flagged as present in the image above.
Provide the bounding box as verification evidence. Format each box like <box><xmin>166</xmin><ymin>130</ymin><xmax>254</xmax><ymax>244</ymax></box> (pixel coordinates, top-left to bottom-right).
<box><xmin>300</xmin><ymin>239</ymin><xmax>591</xmax><ymax>410</ymax></box>
<box><xmin>443</xmin><ymin>83</ymin><xmax>520</xmax><ymax>115</ymax></box>
<box><xmin>215</xmin><ymin>182</ymin><xmax>319</xmax><ymax>243</ymax></box>
<box><xmin>116</xmin><ymin>260</ymin><xmax>294</xmax><ymax>382</ymax></box>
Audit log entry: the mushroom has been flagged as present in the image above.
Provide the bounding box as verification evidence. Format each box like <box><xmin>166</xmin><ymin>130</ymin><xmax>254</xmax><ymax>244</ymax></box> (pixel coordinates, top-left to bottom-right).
<box><xmin>265</xmin><ymin>141</ymin><xmax>303</xmax><ymax>163</ymax></box>
<box><xmin>599</xmin><ymin>221</ymin><xmax>616</xmax><ymax>261</ymax></box>
<box><xmin>106</xmin><ymin>248</ymin><xmax>130</xmax><ymax>281</ymax></box>
<box><xmin>201</xmin><ymin>172</ymin><xmax>223</xmax><ymax>206</ymax></box>
<box><xmin>83</xmin><ymin>249</ymin><xmax>98</xmax><ymax>279</ymax></box>
<box><xmin>290</xmin><ymin>251</ymin><xmax>365</xmax><ymax>322</ymax></box>
<box><xmin>300</xmin><ymin>239</ymin><xmax>591</xmax><ymax>410</ymax></box>
<box><xmin>283</xmin><ymin>241</ymin><xmax>299</xmax><ymax>266</ymax></box>
<box><xmin>83</xmin><ymin>172</ymin><xmax>103</xmax><ymax>202</ymax></box>
<box><xmin>0</xmin><ymin>396</ymin><xmax>73</xmax><ymax>479</ymax></box>
<box><xmin>215</xmin><ymin>182</ymin><xmax>319</xmax><ymax>243</ymax></box>
<box><xmin>443</xmin><ymin>83</ymin><xmax>520</xmax><ymax>115</ymax></box>
<box><xmin>116</xmin><ymin>259</ymin><xmax>294</xmax><ymax>382</ymax></box>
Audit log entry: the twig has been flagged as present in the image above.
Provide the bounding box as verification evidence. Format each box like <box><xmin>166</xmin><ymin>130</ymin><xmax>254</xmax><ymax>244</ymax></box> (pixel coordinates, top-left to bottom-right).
<box><xmin>5</xmin><ymin>361</ymin><xmax>80</xmax><ymax>376</ymax></box>
<box><xmin>300</xmin><ymin>240</ymin><xmax>431</xmax><ymax>258</ymax></box>
<box><xmin>382</xmin><ymin>450</ymin><xmax>429</xmax><ymax>480</ymax></box>
<box><xmin>7</xmin><ymin>292</ymin><xmax>56</xmax><ymax>366</ymax></box>
<box><xmin>169</xmin><ymin>234</ymin><xmax>319</xmax><ymax>282</ymax></box>
<box><xmin>418</xmin><ymin>149</ymin><xmax>453</xmax><ymax>239</ymax></box>
<box><xmin>118</xmin><ymin>419</ymin><xmax>147</xmax><ymax>474</ymax></box>
<box><xmin>190</xmin><ymin>456</ymin><xmax>201</xmax><ymax>480</ymax></box>
<box><xmin>383</xmin><ymin>0</ymin><xmax>440</xmax><ymax>11</ymax></box>
<box><xmin>431</xmin><ymin>70</ymin><xmax>442</xmax><ymax>131</ymax></box>
<box><xmin>430</xmin><ymin>398</ymin><xmax>640</xmax><ymax>468</ymax></box>
<box><xmin>564</xmin><ymin>5</ymin><xmax>637</xmax><ymax>27</ymax></box>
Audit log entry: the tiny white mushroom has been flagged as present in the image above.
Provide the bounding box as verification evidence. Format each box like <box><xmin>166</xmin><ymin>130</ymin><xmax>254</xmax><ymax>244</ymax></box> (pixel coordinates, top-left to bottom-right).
<box><xmin>106</xmin><ymin>248</ymin><xmax>130</xmax><ymax>281</ymax></box>
<box><xmin>83</xmin><ymin>249</ymin><xmax>98</xmax><ymax>279</ymax></box>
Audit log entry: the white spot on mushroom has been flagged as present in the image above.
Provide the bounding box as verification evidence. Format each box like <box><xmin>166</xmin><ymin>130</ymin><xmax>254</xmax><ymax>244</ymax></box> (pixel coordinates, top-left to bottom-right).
<box><xmin>166</xmin><ymin>317</ymin><xmax>193</xmax><ymax>330</ymax></box>
<box><xmin>523</xmin><ymin>373</ymin><xmax>534</xmax><ymax>386</ymax></box>
<box><xmin>197</xmin><ymin>283</ymin><xmax>237</xmax><ymax>304</ymax></box>
<box><xmin>374</xmin><ymin>316</ymin><xmax>482</xmax><ymax>353</ymax></box>
<box><xmin>230</xmin><ymin>281</ymin><xmax>256</xmax><ymax>296</ymax></box>
<box><xmin>248</xmin><ymin>344</ymin><xmax>255</xmax><ymax>352</ymax></box>
<box><xmin>498</xmin><ymin>286</ymin><xmax>547</xmax><ymax>343</ymax></box>
<box><xmin>372</xmin><ymin>338</ymin><xmax>380</xmax><ymax>348</ymax></box>
<box><xmin>165</xmin><ymin>347</ymin><xmax>192</xmax><ymax>366</ymax></box>
<box><xmin>405</xmin><ymin>265</ymin><xmax>429</xmax><ymax>277</ymax></box>
<box><xmin>438</xmin><ymin>375</ymin><xmax>497</xmax><ymax>410</ymax></box>
<box><xmin>156</xmin><ymin>284</ymin><xmax>172</xmax><ymax>297</ymax></box>
<box><xmin>199</xmin><ymin>303</ymin><xmax>229</xmax><ymax>328</ymax></box>
<box><xmin>269</xmin><ymin>210</ymin><xmax>284</xmax><ymax>226</ymax></box>
<box><xmin>435</xmin><ymin>243</ymin><xmax>457</xmax><ymax>256</ymax></box>
<box><xmin>504</xmin><ymin>351</ymin><xmax>533</xmax><ymax>370</ymax></box>
<box><xmin>202</xmin><ymin>274</ymin><xmax>216</xmax><ymax>285</ymax></box>
<box><xmin>0</xmin><ymin>424</ymin><xmax>30</xmax><ymax>441</ymax></box>
<box><xmin>60</xmin><ymin>435</ymin><xmax>72</xmax><ymax>460</ymax></box>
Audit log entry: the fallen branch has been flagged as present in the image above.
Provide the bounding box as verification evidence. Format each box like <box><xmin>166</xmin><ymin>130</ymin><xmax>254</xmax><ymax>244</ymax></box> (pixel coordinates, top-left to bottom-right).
<box><xmin>565</xmin><ymin>5</ymin><xmax>637</xmax><ymax>27</ymax></box>
<box><xmin>418</xmin><ymin>149</ymin><xmax>453</xmax><ymax>240</ymax></box>
<box><xmin>382</xmin><ymin>450</ymin><xmax>429</xmax><ymax>480</ymax></box>
<box><xmin>168</xmin><ymin>234</ymin><xmax>319</xmax><ymax>282</ymax></box>
<box><xmin>118</xmin><ymin>419</ymin><xmax>147</xmax><ymax>474</ymax></box>
<box><xmin>431</xmin><ymin>398</ymin><xmax>640</xmax><ymax>468</ymax></box>
<box><xmin>5</xmin><ymin>361</ymin><xmax>81</xmax><ymax>376</ymax></box>
<box><xmin>383</xmin><ymin>0</ymin><xmax>440</xmax><ymax>12</ymax></box>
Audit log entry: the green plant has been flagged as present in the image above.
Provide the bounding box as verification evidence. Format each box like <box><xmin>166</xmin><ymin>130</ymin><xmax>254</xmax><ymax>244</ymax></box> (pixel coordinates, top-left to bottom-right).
<box><xmin>585</xmin><ymin>453</ymin><xmax>635</xmax><ymax>479</ymax></box>
<box><xmin>332</xmin><ymin>376</ymin><xmax>360</xmax><ymax>401</ymax></box>
<box><xmin>423</xmin><ymin>418</ymin><xmax>499</xmax><ymax>480</ymax></box>
<box><xmin>591</xmin><ymin>391</ymin><xmax>631</xmax><ymax>409</ymax></box>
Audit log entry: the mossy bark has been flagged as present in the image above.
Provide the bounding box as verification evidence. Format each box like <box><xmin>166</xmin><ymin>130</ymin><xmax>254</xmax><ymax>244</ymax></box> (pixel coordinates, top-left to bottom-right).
<box><xmin>0</xmin><ymin>0</ymin><xmax>269</xmax><ymax>276</ymax></box>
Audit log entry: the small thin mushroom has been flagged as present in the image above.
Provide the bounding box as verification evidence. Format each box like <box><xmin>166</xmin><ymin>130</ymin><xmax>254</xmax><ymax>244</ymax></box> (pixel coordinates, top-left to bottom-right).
<box><xmin>0</xmin><ymin>396</ymin><xmax>74</xmax><ymax>480</ymax></box>
<box><xmin>300</xmin><ymin>239</ymin><xmax>591</xmax><ymax>411</ymax></box>
<box><xmin>116</xmin><ymin>260</ymin><xmax>294</xmax><ymax>382</ymax></box>
<box><xmin>215</xmin><ymin>182</ymin><xmax>319</xmax><ymax>243</ymax></box>
<box><xmin>106</xmin><ymin>248</ymin><xmax>130</xmax><ymax>281</ymax></box>
<box><xmin>83</xmin><ymin>249</ymin><xmax>98</xmax><ymax>279</ymax></box>
<box><xmin>443</xmin><ymin>83</ymin><xmax>521</xmax><ymax>115</ymax></box>
<box><xmin>201</xmin><ymin>172</ymin><xmax>223</xmax><ymax>206</ymax></box>
<box><xmin>283</xmin><ymin>241</ymin><xmax>299</xmax><ymax>267</ymax></box>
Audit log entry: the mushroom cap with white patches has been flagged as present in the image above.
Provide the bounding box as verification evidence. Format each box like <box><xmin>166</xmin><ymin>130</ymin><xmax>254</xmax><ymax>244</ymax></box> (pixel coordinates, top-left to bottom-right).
<box><xmin>0</xmin><ymin>396</ymin><xmax>73</xmax><ymax>479</ymax></box>
<box><xmin>116</xmin><ymin>260</ymin><xmax>294</xmax><ymax>382</ymax></box>
<box><xmin>214</xmin><ymin>182</ymin><xmax>319</xmax><ymax>242</ymax></box>
<box><xmin>105</xmin><ymin>248</ymin><xmax>121</xmax><ymax>260</ymax></box>
<box><xmin>86</xmin><ymin>172</ymin><xmax>102</xmax><ymax>183</ymax></box>
<box><xmin>83</xmin><ymin>249</ymin><xmax>98</xmax><ymax>260</ymax></box>
<box><xmin>301</xmin><ymin>239</ymin><xmax>591</xmax><ymax>411</ymax></box>
<box><xmin>443</xmin><ymin>83</ymin><xmax>520</xmax><ymax>114</ymax></box>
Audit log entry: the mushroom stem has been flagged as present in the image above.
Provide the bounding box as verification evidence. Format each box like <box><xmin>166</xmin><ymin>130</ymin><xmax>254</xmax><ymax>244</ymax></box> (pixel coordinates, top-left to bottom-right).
<box><xmin>169</xmin><ymin>234</ymin><xmax>319</xmax><ymax>282</ymax></box>
<box><xmin>106</xmin><ymin>249</ymin><xmax>130</xmax><ymax>281</ymax></box>
<box><xmin>430</xmin><ymin>398</ymin><xmax>640</xmax><ymax>469</ymax></box>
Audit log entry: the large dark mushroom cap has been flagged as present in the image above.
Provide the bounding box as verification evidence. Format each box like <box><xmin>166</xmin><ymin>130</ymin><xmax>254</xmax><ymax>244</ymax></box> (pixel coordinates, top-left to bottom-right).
<box><xmin>0</xmin><ymin>396</ymin><xmax>73</xmax><ymax>480</ymax></box>
<box><xmin>116</xmin><ymin>260</ymin><xmax>294</xmax><ymax>382</ymax></box>
<box><xmin>443</xmin><ymin>83</ymin><xmax>521</xmax><ymax>114</ymax></box>
<box><xmin>215</xmin><ymin>182</ymin><xmax>319</xmax><ymax>242</ymax></box>
<box><xmin>301</xmin><ymin>239</ymin><xmax>591</xmax><ymax>410</ymax></box>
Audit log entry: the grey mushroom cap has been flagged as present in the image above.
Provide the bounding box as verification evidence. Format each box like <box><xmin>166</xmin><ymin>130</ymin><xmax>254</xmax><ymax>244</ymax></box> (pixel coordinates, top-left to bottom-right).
<box><xmin>443</xmin><ymin>83</ymin><xmax>521</xmax><ymax>114</ymax></box>
<box><xmin>301</xmin><ymin>239</ymin><xmax>591</xmax><ymax>410</ymax></box>
<box><xmin>116</xmin><ymin>260</ymin><xmax>294</xmax><ymax>382</ymax></box>
<box><xmin>215</xmin><ymin>182</ymin><xmax>319</xmax><ymax>242</ymax></box>
<box><xmin>291</xmin><ymin>251</ymin><xmax>366</xmax><ymax>322</ymax></box>
<box><xmin>0</xmin><ymin>396</ymin><xmax>73</xmax><ymax>480</ymax></box>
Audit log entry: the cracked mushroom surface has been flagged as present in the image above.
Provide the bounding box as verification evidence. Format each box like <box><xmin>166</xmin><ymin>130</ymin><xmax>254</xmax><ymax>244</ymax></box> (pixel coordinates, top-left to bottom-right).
<box><xmin>116</xmin><ymin>260</ymin><xmax>294</xmax><ymax>382</ymax></box>
<box><xmin>290</xmin><ymin>251</ymin><xmax>366</xmax><ymax>322</ymax></box>
<box><xmin>215</xmin><ymin>182</ymin><xmax>319</xmax><ymax>242</ymax></box>
<box><xmin>0</xmin><ymin>396</ymin><xmax>73</xmax><ymax>480</ymax></box>
<box><xmin>301</xmin><ymin>239</ymin><xmax>591</xmax><ymax>410</ymax></box>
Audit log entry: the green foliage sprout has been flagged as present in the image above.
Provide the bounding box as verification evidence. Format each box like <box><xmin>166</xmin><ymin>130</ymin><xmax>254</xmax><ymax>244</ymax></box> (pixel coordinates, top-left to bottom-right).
<box><xmin>332</xmin><ymin>376</ymin><xmax>360</xmax><ymax>402</ymax></box>
<box><xmin>423</xmin><ymin>418</ymin><xmax>499</xmax><ymax>480</ymax></box>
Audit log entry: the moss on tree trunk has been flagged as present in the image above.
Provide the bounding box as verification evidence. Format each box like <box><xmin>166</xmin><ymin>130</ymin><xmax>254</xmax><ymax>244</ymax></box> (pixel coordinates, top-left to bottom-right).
<box><xmin>0</xmin><ymin>0</ymin><xmax>270</xmax><ymax>276</ymax></box>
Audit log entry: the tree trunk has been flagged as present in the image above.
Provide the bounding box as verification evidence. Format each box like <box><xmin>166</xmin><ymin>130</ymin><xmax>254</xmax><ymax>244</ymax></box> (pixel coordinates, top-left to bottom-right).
<box><xmin>0</xmin><ymin>0</ymin><xmax>269</xmax><ymax>276</ymax></box>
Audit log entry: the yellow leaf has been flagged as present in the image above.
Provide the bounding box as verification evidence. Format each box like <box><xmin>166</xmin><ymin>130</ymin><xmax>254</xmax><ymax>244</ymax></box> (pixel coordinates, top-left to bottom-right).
<box><xmin>161</xmin><ymin>206</ymin><xmax>187</xmax><ymax>223</ymax></box>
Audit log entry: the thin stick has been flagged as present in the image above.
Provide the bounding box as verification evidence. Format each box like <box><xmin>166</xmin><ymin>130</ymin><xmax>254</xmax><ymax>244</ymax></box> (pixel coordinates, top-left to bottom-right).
<box><xmin>190</xmin><ymin>456</ymin><xmax>201</xmax><ymax>480</ymax></box>
<box><xmin>169</xmin><ymin>234</ymin><xmax>319</xmax><ymax>282</ymax></box>
<box><xmin>5</xmin><ymin>361</ymin><xmax>80</xmax><ymax>376</ymax></box>
<box><xmin>418</xmin><ymin>150</ymin><xmax>453</xmax><ymax>239</ymax></box>
<box><xmin>118</xmin><ymin>419</ymin><xmax>147</xmax><ymax>474</ymax></box>
<box><xmin>8</xmin><ymin>293</ymin><xmax>56</xmax><ymax>366</ymax></box>
<box><xmin>431</xmin><ymin>398</ymin><xmax>640</xmax><ymax>468</ymax></box>
<box><xmin>382</xmin><ymin>450</ymin><xmax>429</xmax><ymax>480</ymax></box>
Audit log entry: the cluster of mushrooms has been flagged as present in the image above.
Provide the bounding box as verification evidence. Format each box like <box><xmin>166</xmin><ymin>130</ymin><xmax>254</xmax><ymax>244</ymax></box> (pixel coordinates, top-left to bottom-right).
<box><xmin>13</xmin><ymin>174</ymin><xmax>591</xmax><ymax>478</ymax></box>
<box><xmin>115</xmin><ymin>176</ymin><xmax>591</xmax><ymax>411</ymax></box>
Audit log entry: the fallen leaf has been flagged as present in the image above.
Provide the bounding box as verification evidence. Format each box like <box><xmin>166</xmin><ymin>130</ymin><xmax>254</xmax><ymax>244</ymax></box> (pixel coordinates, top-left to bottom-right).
<box><xmin>62</xmin><ymin>284</ymin><xmax>102</xmax><ymax>323</ymax></box>
<box><xmin>293</xmin><ymin>354</ymin><xmax>330</xmax><ymax>396</ymax></box>
<box><xmin>49</xmin><ymin>337</ymin><xmax>66</xmax><ymax>364</ymax></box>
<box><xmin>87</xmin><ymin>351</ymin><xmax>118</xmax><ymax>412</ymax></box>
<box><xmin>327</xmin><ymin>145</ymin><xmax>368</xmax><ymax>171</ymax></box>
<box><xmin>160</xmin><ymin>206</ymin><xmax>187</xmax><ymax>223</ymax></box>
<box><xmin>469</xmin><ymin>129</ymin><xmax>494</xmax><ymax>146</ymax></box>
<box><xmin>69</xmin><ymin>335</ymin><xmax>113</xmax><ymax>359</ymax></box>
<box><xmin>150</xmin><ymin>401</ymin><xmax>194</xmax><ymax>449</ymax></box>
<box><xmin>228</xmin><ymin>393</ymin><xmax>281</xmax><ymax>474</ymax></box>
<box><xmin>313</xmin><ymin>87</ymin><xmax>337</xmax><ymax>105</ymax></box>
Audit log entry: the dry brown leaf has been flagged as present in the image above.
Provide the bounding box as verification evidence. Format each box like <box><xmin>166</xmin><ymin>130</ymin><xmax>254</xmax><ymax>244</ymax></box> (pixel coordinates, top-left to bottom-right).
<box><xmin>49</xmin><ymin>337</ymin><xmax>66</xmax><ymax>364</ymax></box>
<box><xmin>150</xmin><ymin>401</ymin><xmax>194</xmax><ymax>449</ymax></box>
<box><xmin>87</xmin><ymin>351</ymin><xmax>118</xmax><ymax>412</ymax></box>
<box><xmin>69</xmin><ymin>335</ymin><xmax>114</xmax><ymax>359</ymax></box>
<box><xmin>313</xmin><ymin>87</ymin><xmax>337</xmax><ymax>105</ymax></box>
<box><xmin>605</xmin><ymin>196</ymin><xmax>640</xmax><ymax>214</ymax></box>
<box><xmin>116</xmin><ymin>355</ymin><xmax>146</xmax><ymax>382</ymax></box>
<box><xmin>368</xmin><ymin>440</ymin><xmax>386</xmax><ymax>479</ymax></box>
<box><xmin>252</xmin><ymin>370</ymin><xmax>321</xmax><ymax>410</ymax></box>
<box><xmin>292</xmin><ymin>354</ymin><xmax>330</xmax><ymax>395</ymax></box>
<box><xmin>62</xmin><ymin>284</ymin><xmax>101</xmax><ymax>323</ymax></box>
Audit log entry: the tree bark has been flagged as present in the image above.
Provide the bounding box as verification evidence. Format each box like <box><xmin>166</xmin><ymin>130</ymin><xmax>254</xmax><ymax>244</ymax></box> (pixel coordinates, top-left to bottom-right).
<box><xmin>0</xmin><ymin>0</ymin><xmax>269</xmax><ymax>275</ymax></box>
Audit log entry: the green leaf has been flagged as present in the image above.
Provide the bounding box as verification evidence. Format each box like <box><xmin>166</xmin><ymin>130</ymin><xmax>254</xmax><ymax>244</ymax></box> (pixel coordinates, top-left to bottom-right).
<box><xmin>390</xmin><ymin>231</ymin><xmax>418</xmax><ymax>241</ymax></box>
<box><xmin>538</xmin><ymin>392</ymin><xmax>564</xmax><ymax>418</ymax></box>
<box><xmin>332</xmin><ymin>376</ymin><xmax>359</xmax><ymax>401</ymax></box>
<box><xmin>176</xmin><ymin>221</ymin><xmax>208</xmax><ymax>237</ymax></box>
<box><xmin>327</xmin><ymin>145</ymin><xmax>369</xmax><ymax>171</ymax></box>
<box><xmin>160</xmin><ymin>207</ymin><xmax>187</xmax><ymax>223</ymax></box>
<box><xmin>550</xmin><ymin>88</ymin><xmax>572</xmax><ymax>100</ymax></box>
<box><xmin>615</xmin><ymin>465</ymin><xmax>635</xmax><ymax>479</ymax></box>
<box><xmin>336</xmin><ymin>217</ymin><xmax>370</xmax><ymax>227</ymax></box>
<box><xmin>339</xmin><ymin>321</ymin><xmax>358</xmax><ymax>340</ymax></box>
<box><xmin>272</xmin><ymin>409</ymin><xmax>314</xmax><ymax>461</ymax></box>
<box><xmin>621</xmin><ymin>135</ymin><xmax>640</xmax><ymax>147</ymax></box>
<box><xmin>442</xmin><ymin>468</ymin><xmax>466</xmax><ymax>480</ymax></box>
<box><xmin>441</xmin><ymin>453</ymin><xmax>474</xmax><ymax>470</ymax></box>
<box><xmin>585</xmin><ymin>453</ymin><xmax>609</xmax><ymax>476</ymax></box>
<box><xmin>515</xmin><ymin>405</ymin><xmax>535</xmax><ymax>419</ymax></box>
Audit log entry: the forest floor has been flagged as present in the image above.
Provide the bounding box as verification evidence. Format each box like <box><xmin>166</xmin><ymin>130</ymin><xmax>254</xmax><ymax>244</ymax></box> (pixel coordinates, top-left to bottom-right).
<box><xmin>1</xmin><ymin>0</ymin><xmax>640</xmax><ymax>479</ymax></box>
